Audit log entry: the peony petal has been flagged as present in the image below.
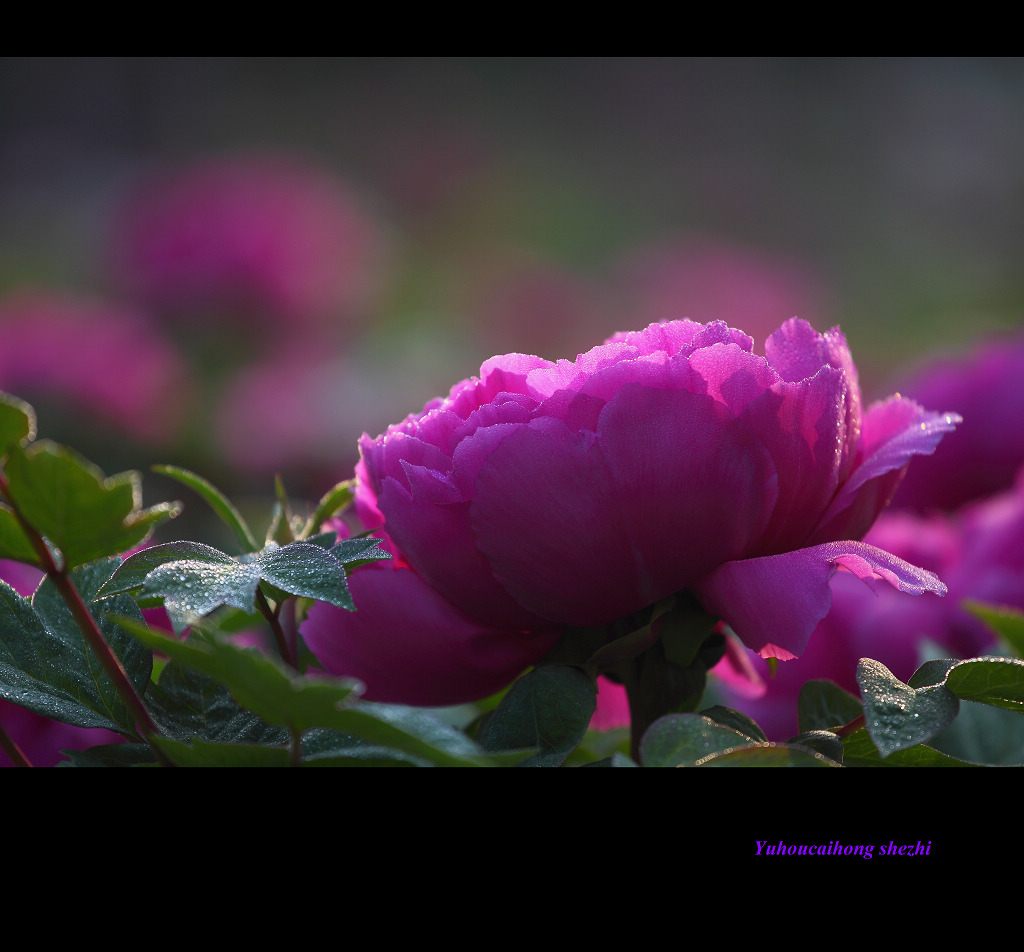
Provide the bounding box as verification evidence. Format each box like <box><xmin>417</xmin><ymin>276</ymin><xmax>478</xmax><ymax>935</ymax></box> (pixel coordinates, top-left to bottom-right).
<box><xmin>379</xmin><ymin>474</ymin><xmax>546</xmax><ymax>630</ymax></box>
<box><xmin>693</xmin><ymin>540</ymin><xmax>947</xmax><ymax>660</ymax></box>
<box><xmin>301</xmin><ymin>560</ymin><xmax>559</xmax><ymax>707</ymax></box>
<box><xmin>812</xmin><ymin>397</ymin><xmax>961</xmax><ymax>543</ymax></box>
<box><xmin>741</xmin><ymin>366</ymin><xmax>847</xmax><ymax>554</ymax></box>
<box><xmin>471</xmin><ymin>386</ymin><xmax>777</xmax><ymax>625</ymax></box>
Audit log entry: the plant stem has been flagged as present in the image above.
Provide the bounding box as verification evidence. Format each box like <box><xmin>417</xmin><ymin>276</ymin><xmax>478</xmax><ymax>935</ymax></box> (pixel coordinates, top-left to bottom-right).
<box><xmin>835</xmin><ymin>714</ymin><xmax>865</xmax><ymax>739</ymax></box>
<box><xmin>0</xmin><ymin>472</ymin><xmax>168</xmax><ymax>759</ymax></box>
<box><xmin>256</xmin><ymin>588</ymin><xmax>294</xmax><ymax>667</ymax></box>
<box><xmin>0</xmin><ymin>720</ymin><xmax>32</xmax><ymax>767</ymax></box>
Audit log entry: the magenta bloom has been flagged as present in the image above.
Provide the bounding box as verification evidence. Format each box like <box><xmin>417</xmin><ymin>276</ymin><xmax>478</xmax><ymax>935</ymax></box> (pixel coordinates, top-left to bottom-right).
<box><xmin>303</xmin><ymin>319</ymin><xmax>957</xmax><ymax>705</ymax></box>
<box><xmin>714</xmin><ymin>470</ymin><xmax>1024</xmax><ymax>740</ymax></box>
<box><xmin>890</xmin><ymin>329</ymin><xmax>1024</xmax><ymax>511</ymax></box>
<box><xmin>108</xmin><ymin>154</ymin><xmax>382</xmax><ymax>333</ymax></box>
<box><xmin>0</xmin><ymin>292</ymin><xmax>186</xmax><ymax>444</ymax></box>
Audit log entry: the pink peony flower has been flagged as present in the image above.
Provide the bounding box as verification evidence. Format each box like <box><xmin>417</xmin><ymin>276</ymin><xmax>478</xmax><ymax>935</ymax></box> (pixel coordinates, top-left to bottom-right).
<box><xmin>0</xmin><ymin>292</ymin><xmax>186</xmax><ymax>444</ymax></box>
<box><xmin>302</xmin><ymin>318</ymin><xmax>958</xmax><ymax>706</ymax></box>
<box><xmin>108</xmin><ymin>154</ymin><xmax>383</xmax><ymax>334</ymax></box>
<box><xmin>889</xmin><ymin>328</ymin><xmax>1024</xmax><ymax>511</ymax></box>
<box><xmin>713</xmin><ymin>471</ymin><xmax>1024</xmax><ymax>740</ymax></box>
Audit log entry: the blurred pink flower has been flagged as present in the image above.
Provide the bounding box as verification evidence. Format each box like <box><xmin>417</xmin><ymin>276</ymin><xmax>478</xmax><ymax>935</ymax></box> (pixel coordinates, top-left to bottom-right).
<box><xmin>459</xmin><ymin>256</ymin><xmax>610</xmax><ymax>361</ymax></box>
<box><xmin>889</xmin><ymin>328</ymin><xmax>1024</xmax><ymax>511</ymax></box>
<box><xmin>713</xmin><ymin>472</ymin><xmax>1024</xmax><ymax>740</ymax></box>
<box><xmin>108</xmin><ymin>154</ymin><xmax>384</xmax><ymax>336</ymax></box>
<box><xmin>590</xmin><ymin>677</ymin><xmax>631</xmax><ymax>731</ymax></box>
<box><xmin>610</xmin><ymin>236</ymin><xmax>832</xmax><ymax>353</ymax></box>
<box><xmin>213</xmin><ymin>343</ymin><xmax>453</xmax><ymax>484</ymax></box>
<box><xmin>0</xmin><ymin>291</ymin><xmax>186</xmax><ymax>444</ymax></box>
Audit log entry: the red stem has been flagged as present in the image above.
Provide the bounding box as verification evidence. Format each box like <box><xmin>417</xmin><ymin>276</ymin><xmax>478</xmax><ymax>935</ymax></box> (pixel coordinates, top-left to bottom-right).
<box><xmin>0</xmin><ymin>472</ymin><xmax>167</xmax><ymax>755</ymax></box>
<box><xmin>0</xmin><ymin>719</ymin><xmax>32</xmax><ymax>767</ymax></box>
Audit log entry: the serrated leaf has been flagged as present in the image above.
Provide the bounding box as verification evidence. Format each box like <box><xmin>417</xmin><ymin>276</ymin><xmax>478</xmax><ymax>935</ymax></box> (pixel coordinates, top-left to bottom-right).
<box><xmin>797</xmin><ymin>679</ymin><xmax>864</xmax><ymax>733</ymax></box>
<box><xmin>255</xmin><ymin>541</ymin><xmax>354</xmax><ymax>610</ymax></box>
<box><xmin>639</xmin><ymin>712</ymin><xmax>760</xmax><ymax>766</ymax></box>
<box><xmin>144</xmin><ymin>560</ymin><xmax>263</xmax><ymax>634</ymax></box>
<box><xmin>95</xmin><ymin>541</ymin><xmax>236</xmax><ymax>599</ymax></box>
<box><xmin>146</xmin><ymin>661</ymin><xmax>288</xmax><ymax>746</ymax></box>
<box><xmin>329</xmin><ymin>537</ymin><xmax>391</xmax><ymax>569</ymax></box>
<box><xmin>0</xmin><ymin>392</ymin><xmax>36</xmax><ymax>454</ymax></box>
<box><xmin>477</xmin><ymin>665</ymin><xmax>596</xmax><ymax>767</ymax></box>
<box><xmin>112</xmin><ymin>616</ymin><xmax>362</xmax><ymax>731</ymax></box>
<box><xmin>0</xmin><ymin>562</ymin><xmax>151</xmax><ymax>735</ymax></box>
<box><xmin>114</xmin><ymin>617</ymin><xmax>507</xmax><ymax>766</ymax></box>
<box><xmin>841</xmin><ymin>728</ymin><xmax>979</xmax><ymax>767</ymax></box>
<box><xmin>5</xmin><ymin>441</ymin><xmax>179</xmax><ymax>569</ymax></box>
<box><xmin>152</xmin><ymin>465</ymin><xmax>258</xmax><ymax>552</ymax></box>
<box><xmin>857</xmin><ymin>658</ymin><xmax>960</xmax><ymax>757</ymax></box>
<box><xmin>110</xmin><ymin>538</ymin><xmax>385</xmax><ymax>632</ymax></box>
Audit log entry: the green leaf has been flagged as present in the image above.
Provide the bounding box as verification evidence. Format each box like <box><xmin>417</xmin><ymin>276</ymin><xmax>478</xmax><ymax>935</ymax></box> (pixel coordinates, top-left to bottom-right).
<box><xmin>152</xmin><ymin>464</ymin><xmax>258</xmax><ymax>552</ymax></box>
<box><xmin>328</xmin><ymin>537</ymin><xmax>392</xmax><ymax>569</ymax></box>
<box><xmin>908</xmin><ymin>658</ymin><xmax>960</xmax><ymax>688</ymax></box>
<box><xmin>4</xmin><ymin>441</ymin><xmax>180</xmax><ymax>569</ymax></box>
<box><xmin>944</xmin><ymin>657</ymin><xmax>1024</xmax><ymax>711</ymax></box>
<box><xmin>115</xmin><ymin>621</ymin><xmax>509</xmax><ymax>764</ymax></box>
<box><xmin>578</xmin><ymin>753</ymin><xmax>640</xmax><ymax>767</ymax></box>
<box><xmin>477</xmin><ymin>665</ymin><xmax>597</xmax><ymax>767</ymax></box>
<box><xmin>841</xmin><ymin>728</ymin><xmax>980</xmax><ymax>767</ymax></box>
<box><xmin>145</xmin><ymin>661</ymin><xmax>288</xmax><ymax>746</ymax></box>
<box><xmin>696</xmin><ymin>743</ymin><xmax>841</xmax><ymax>767</ymax></box>
<box><xmin>787</xmin><ymin>730</ymin><xmax>845</xmax><ymax>763</ymax></box>
<box><xmin>300</xmin><ymin>727</ymin><xmax>434</xmax><ymax>767</ymax></box>
<box><xmin>104</xmin><ymin>537</ymin><xmax>387</xmax><ymax>633</ymax></box>
<box><xmin>0</xmin><ymin>507</ymin><xmax>43</xmax><ymax>565</ymax></box>
<box><xmin>95</xmin><ymin>541</ymin><xmax>237</xmax><ymax>599</ymax></box>
<box><xmin>639</xmin><ymin>712</ymin><xmax>760</xmax><ymax>767</ymax></box>
<box><xmin>0</xmin><ymin>561</ymin><xmax>151</xmax><ymax>735</ymax></box>
<box><xmin>0</xmin><ymin>392</ymin><xmax>36</xmax><ymax>455</ymax></box>
<box><xmin>305</xmin><ymin>705</ymin><xmax>523</xmax><ymax>767</ymax></box>
<box><xmin>112</xmin><ymin>618</ymin><xmax>361</xmax><ymax>731</ymax></box>
<box><xmin>143</xmin><ymin>560</ymin><xmax>263</xmax><ymax>634</ymax></box>
<box><xmin>699</xmin><ymin>704</ymin><xmax>768</xmax><ymax>742</ymax></box>
<box><xmin>926</xmin><ymin>699</ymin><xmax>1024</xmax><ymax>765</ymax></box>
<box><xmin>303</xmin><ymin>480</ymin><xmax>354</xmax><ymax>537</ymax></box>
<box><xmin>964</xmin><ymin>601</ymin><xmax>1024</xmax><ymax>658</ymax></box>
<box><xmin>255</xmin><ymin>541</ymin><xmax>355</xmax><ymax>611</ymax></box>
<box><xmin>59</xmin><ymin>743</ymin><xmax>158</xmax><ymax>767</ymax></box>
<box><xmin>797</xmin><ymin>679</ymin><xmax>864</xmax><ymax>733</ymax></box>
<box><xmin>856</xmin><ymin>658</ymin><xmax>960</xmax><ymax>757</ymax></box>
<box><xmin>150</xmin><ymin>736</ymin><xmax>293</xmax><ymax>767</ymax></box>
